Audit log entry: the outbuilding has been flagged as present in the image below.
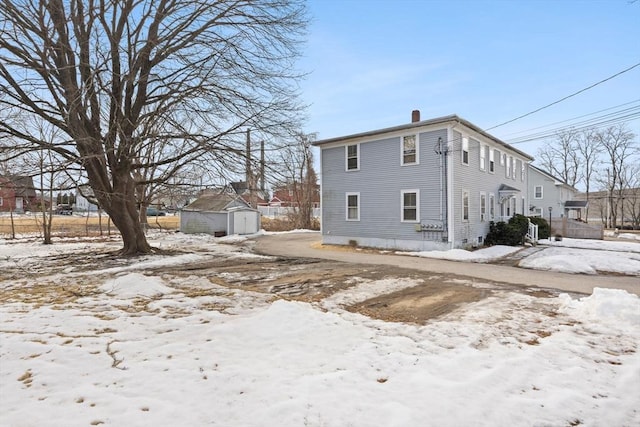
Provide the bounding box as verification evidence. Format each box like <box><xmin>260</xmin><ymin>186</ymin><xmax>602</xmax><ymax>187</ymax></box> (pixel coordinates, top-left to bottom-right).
<box><xmin>180</xmin><ymin>193</ymin><xmax>261</xmax><ymax>236</ymax></box>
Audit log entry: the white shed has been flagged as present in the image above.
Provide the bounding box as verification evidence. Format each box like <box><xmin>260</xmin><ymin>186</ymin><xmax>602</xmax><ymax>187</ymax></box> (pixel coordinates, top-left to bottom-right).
<box><xmin>180</xmin><ymin>193</ymin><xmax>261</xmax><ymax>236</ymax></box>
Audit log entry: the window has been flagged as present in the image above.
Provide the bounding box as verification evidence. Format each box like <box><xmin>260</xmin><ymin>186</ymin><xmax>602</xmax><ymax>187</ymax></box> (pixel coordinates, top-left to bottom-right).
<box><xmin>489</xmin><ymin>149</ymin><xmax>495</xmax><ymax>172</ymax></box>
<box><xmin>462</xmin><ymin>190</ymin><xmax>469</xmax><ymax>221</ymax></box>
<box><xmin>534</xmin><ymin>207</ymin><xmax>543</xmax><ymax>217</ymax></box>
<box><xmin>401</xmin><ymin>190</ymin><xmax>419</xmax><ymax>222</ymax></box>
<box><xmin>0</xmin><ymin>197</ymin><xmax>3</xmax><ymax>206</ymax></box>
<box><xmin>480</xmin><ymin>193</ymin><xmax>487</xmax><ymax>221</ymax></box>
<box><xmin>346</xmin><ymin>192</ymin><xmax>360</xmax><ymax>221</ymax></box>
<box><xmin>489</xmin><ymin>193</ymin><xmax>495</xmax><ymax>220</ymax></box>
<box><xmin>520</xmin><ymin>162</ymin><xmax>525</xmax><ymax>181</ymax></box>
<box><xmin>402</xmin><ymin>135</ymin><xmax>418</xmax><ymax>165</ymax></box>
<box><xmin>534</xmin><ymin>185</ymin><xmax>543</xmax><ymax>199</ymax></box>
<box><xmin>462</xmin><ymin>137</ymin><xmax>469</xmax><ymax>165</ymax></box>
<box><xmin>346</xmin><ymin>144</ymin><xmax>359</xmax><ymax>171</ymax></box>
<box><xmin>511</xmin><ymin>157</ymin><xmax>516</xmax><ymax>179</ymax></box>
<box><xmin>499</xmin><ymin>151</ymin><xmax>504</xmax><ymax>166</ymax></box>
<box><xmin>479</xmin><ymin>144</ymin><xmax>486</xmax><ymax>171</ymax></box>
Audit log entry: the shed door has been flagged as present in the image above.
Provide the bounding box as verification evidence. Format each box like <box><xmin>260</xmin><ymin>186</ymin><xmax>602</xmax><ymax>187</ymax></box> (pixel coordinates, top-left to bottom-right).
<box><xmin>234</xmin><ymin>211</ymin><xmax>254</xmax><ymax>235</ymax></box>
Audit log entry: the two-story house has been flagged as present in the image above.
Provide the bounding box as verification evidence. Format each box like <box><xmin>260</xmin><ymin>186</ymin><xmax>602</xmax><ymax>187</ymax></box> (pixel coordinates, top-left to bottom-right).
<box><xmin>313</xmin><ymin>112</ymin><xmax>534</xmax><ymax>251</ymax></box>
<box><xmin>528</xmin><ymin>165</ymin><xmax>585</xmax><ymax>220</ymax></box>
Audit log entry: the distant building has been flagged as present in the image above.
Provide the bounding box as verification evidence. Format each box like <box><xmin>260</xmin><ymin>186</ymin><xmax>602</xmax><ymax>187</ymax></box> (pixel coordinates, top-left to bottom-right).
<box><xmin>0</xmin><ymin>175</ymin><xmax>37</xmax><ymax>213</ymax></box>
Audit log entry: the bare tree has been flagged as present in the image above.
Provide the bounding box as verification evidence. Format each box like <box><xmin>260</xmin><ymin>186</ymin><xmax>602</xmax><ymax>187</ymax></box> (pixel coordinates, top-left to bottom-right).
<box><xmin>536</xmin><ymin>129</ymin><xmax>581</xmax><ymax>187</ymax></box>
<box><xmin>272</xmin><ymin>132</ymin><xmax>318</xmax><ymax>229</ymax></box>
<box><xmin>0</xmin><ymin>0</ymin><xmax>308</xmax><ymax>254</ymax></box>
<box><xmin>595</xmin><ymin>124</ymin><xmax>637</xmax><ymax>228</ymax></box>
<box><xmin>575</xmin><ymin>128</ymin><xmax>600</xmax><ymax>222</ymax></box>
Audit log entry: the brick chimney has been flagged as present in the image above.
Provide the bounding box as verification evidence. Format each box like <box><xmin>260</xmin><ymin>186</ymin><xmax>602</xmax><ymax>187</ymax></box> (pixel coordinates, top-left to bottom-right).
<box><xmin>411</xmin><ymin>109</ymin><xmax>420</xmax><ymax>123</ymax></box>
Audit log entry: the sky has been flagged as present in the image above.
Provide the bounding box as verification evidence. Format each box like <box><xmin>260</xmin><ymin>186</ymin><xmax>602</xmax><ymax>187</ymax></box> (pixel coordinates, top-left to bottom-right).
<box><xmin>299</xmin><ymin>0</ymin><xmax>640</xmax><ymax>160</ymax></box>
<box><xmin>1</xmin><ymin>231</ymin><xmax>639</xmax><ymax>426</ymax></box>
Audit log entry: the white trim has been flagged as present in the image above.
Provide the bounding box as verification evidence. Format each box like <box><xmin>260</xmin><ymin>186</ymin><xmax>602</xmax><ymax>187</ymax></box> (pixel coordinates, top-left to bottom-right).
<box><xmin>462</xmin><ymin>189</ymin><xmax>470</xmax><ymax>222</ymax></box>
<box><xmin>534</xmin><ymin>185</ymin><xmax>543</xmax><ymax>199</ymax></box>
<box><xmin>461</xmin><ymin>136</ymin><xmax>469</xmax><ymax>165</ymax></box>
<box><xmin>479</xmin><ymin>144</ymin><xmax>486</xmax><ymax>171</ymax></box>
<box><xmin>480</xmin><ymin>192</ymin><xmax>487</xmax><ymax>222</ymax></box>
<box><xmin>345</xmin><ymin>143</ymin><xmax>360</xmax><ymax>171</ymax></box>
<box><xmin>489</xmin><ymin>149</ymin><xmax>495</xmax><ymax>173</ymax></box>
<box><xmin>401</xmin><ymin>134</ymin><xmax>419</xmax><ymax>166</ymax></box>
<box><xmin>345</xmin><ymin>192</ymin><xmax>360</xmax><ymax>221</ymax></box>
<box><xmin>401</xmin><ymin>189</ymin><xmax>420</xmax><ymax>223</ymax></box>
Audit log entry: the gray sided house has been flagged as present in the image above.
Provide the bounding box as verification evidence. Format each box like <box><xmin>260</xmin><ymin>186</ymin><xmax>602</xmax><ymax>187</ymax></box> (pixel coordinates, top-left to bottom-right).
<box><xmin>528</xmin><ymin>165</ymin><xmax>584</xmax><ymax>219</ymax></box>
<box><xmin>313</xmin><ymin>113</ymin><xmax>534</xmax><ymax>251</ymax></box>
<box><xmin>180</xmin><ymin>193</ymin><xmax>261</xmax><ymax>236</ymax></box>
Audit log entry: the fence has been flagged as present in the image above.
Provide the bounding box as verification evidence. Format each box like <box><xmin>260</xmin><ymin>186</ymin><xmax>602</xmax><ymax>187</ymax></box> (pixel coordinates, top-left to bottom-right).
<box><xmin>257</xmin><ymin>206</ymin><xmax>321</xmax><ymax>219</ymax></box>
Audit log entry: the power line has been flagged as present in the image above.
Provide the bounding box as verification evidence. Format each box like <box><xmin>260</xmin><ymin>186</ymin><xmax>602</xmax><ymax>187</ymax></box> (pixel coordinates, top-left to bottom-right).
<box><xmin>486</xmin><ymin>61</ymin><xmax>640</xmax><ymax>131</ymax></box>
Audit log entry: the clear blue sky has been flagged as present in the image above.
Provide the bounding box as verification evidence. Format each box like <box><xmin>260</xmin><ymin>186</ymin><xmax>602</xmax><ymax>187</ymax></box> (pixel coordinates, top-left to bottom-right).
<box><xmin>299</xmin><ymin>0</ymin><xmax>640</xmax><ymax>159</ymax></box>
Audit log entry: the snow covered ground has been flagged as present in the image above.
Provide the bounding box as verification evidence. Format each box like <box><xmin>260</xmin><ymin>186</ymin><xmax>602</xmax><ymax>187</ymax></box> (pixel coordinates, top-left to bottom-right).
<box><xmin>1</xmin><ymin>232</ymin><xmax>639</xmax><ymax>426</ymax></box>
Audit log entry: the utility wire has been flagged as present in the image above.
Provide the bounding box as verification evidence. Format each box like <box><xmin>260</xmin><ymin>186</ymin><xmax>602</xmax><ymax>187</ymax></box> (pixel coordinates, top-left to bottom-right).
<box><xmin>486</xmin><ymin>61</ymin><xmax>640</xmax><ymax>131</ymax></box>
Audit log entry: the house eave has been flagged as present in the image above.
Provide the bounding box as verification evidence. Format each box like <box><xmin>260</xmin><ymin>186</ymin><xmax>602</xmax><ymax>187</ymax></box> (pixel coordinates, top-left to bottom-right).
<box><xmin>312</xmin><ymin>114</ymin><xmax>534</xmax><ymax>161</ymax></box>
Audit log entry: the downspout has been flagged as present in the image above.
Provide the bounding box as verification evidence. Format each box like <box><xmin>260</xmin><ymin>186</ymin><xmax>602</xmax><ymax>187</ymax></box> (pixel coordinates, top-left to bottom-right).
<box><xmin>446</xmin><ymin>125</ymin><xmax>455</xmax><ymax>247</ymax></box>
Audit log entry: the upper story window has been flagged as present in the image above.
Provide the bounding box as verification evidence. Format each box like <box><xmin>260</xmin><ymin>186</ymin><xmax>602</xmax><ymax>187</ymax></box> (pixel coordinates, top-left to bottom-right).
<box><xmin>500</xmin><ymin>151</ymin><xmax>505</xmax><ymax>166</ymax></box>
<box><xmin>401</xmin><ymin>190</ymin><xmax>419</xmax><ymax>222</ymax></box>
<box><xmin>512</xmin><ymin>157</ymin><xmax>517</xmax><ymax>179</ymax></box>
<box><xmin>402</xmin><ymin>135</ymin><xmax>418</xmax><ymax>165</ymax></box>
<box><xmin>479</xmin><ymin>144</ymin><xmax>486</xmax><ymax>171</ymax></box>
<box><xmin>346</xmin><ymin>144</ymin><xmax>359</xmax><ymax>171</ymax></box>
<box><xmin>489</xmin><ymin>149</ymin><xmax>495</xmax><ymax>172</ymax></box>
<box><xmin>346</xmin><ymin>192</ymin><xmax>360</xmax><ymax>221</ymax></box>
<box><xmin>462</xmin><ymin>137</ymin><xmax>469</xmax><ymax>165</ymax></box>
<box><xmin>534</xmin><ymin>185</ymin><xmax>543</xmax><ymax>199</ymax></box>
<box><xmin>506</xmin><ymin>155</ymin><xmax>511</xmax><ymax>178</ymax></box>
<box><xmin>520</xmin><ymin>162</ymin><xmax>525</xmax><ymax>181</ymax></box>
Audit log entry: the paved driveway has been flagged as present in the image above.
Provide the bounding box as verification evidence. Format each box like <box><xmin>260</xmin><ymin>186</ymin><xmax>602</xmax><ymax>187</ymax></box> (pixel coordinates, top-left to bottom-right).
<box><xmin>255</xmin><ymin>232</ymin><xmax>640</xmax><ymax>296</ymax></box>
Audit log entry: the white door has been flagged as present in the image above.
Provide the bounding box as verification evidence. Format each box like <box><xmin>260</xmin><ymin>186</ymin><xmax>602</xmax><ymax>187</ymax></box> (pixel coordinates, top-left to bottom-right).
<box><xmin>233</xmin><ymin>211</ymin><xmax>254</xmax><ymax>235</ymax></box>
<box><xmin>15</xmin><ymin>197</ymin><xmax>23</xmax><ymax>212</ymax></box>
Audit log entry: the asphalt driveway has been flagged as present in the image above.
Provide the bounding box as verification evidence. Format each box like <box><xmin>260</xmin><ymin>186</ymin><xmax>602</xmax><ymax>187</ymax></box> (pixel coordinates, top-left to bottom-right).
<box><xmin>254</xmin><ymin>232</ymin><xmax>640</xmax><ymax>296</ymax></box>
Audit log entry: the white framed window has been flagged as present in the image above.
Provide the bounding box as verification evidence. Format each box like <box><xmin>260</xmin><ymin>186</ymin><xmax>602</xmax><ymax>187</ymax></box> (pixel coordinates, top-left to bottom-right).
<box><xmin>534</xmin><ymin>185</ymin><xmax>543</xmax><ymax>199</ymax></box>
<box><xmin>462</xmin><ymin>190</ymin><xmax>469</xmax><ymax>221</ymax></box>
<box><xmin>520</xmin><ymin>162</ymin><xmax>525</xmax><ymax>181</ymax></box>
<box><xmin>511</xmin><ymin>157</ymin><xmax>516</xmax><ymax>179</ymax></box>
<box><xmin>402</xmin><ymin>135</ymin><xmax>418</xmax><ymax>165</ymax></box>
<box><xmin>401</xmin><ymin>189</ymin><xmax>419</xmax><ymax>222</ymax></box>
<box><xmin>489</xmin><ymin>193</ymin><xmax>495</xmax><ymax>220</ymax></box>
<box><xmin>0</xmin><ymin>197</ymin><xmax>3</xmax><ymax>206</ymax></box>
<box><xmin>534</xmin><ymin>207</ymin><xmax>543</xmax><ymax>217</ymax></box>
<box><xmin>499</xmin><ymin>151</ymin><xmax>504</xmax><ymax>166</ymax></box>
<box><xmin>479</xmin><ymin>144</ymin><xmax>486</xmax><ymax>171</ymax></box>
<box><xmin>489</xmin><ymin>149</ymin><xmax>495</xmax><ymax>173</ymax></box>
<box><xmin>480</xmin><ymin>192</ymin><xmax>487</xmax><ymax>221</ymax></box>
<box><xmin>346</xmin><ymin>144</ymin><xmax>359</xmax><ymax>171</ymax></box>
<box><xmin>346</xmin><ymin>192</ymin><xmax>360</xmax><ymax>221</ymax></box>
<box><xmin>462</xmin><ymin>137</ymin><xmax>469</xmax><ymax>165</ymax></box>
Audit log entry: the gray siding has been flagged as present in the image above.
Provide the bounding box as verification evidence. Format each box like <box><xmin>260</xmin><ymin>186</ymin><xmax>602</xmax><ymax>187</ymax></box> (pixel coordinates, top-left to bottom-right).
<box><xmin>180</xmin><ymin>211</ymin><xmax>228</xmax><ymax>234</ymax></box>
<box><xmin>450</xmin><ymin>131</ymin><xmax>529</xmax><ymax>248</ymax></box>
<box><xmin>321</xmin><ymin>129</ymin><xmax>448</xmax><ymax>248</ymax></box>
<box><xmin>528</xmin><ymin>167</ymin><xmax>577</xmax><ymax>218</ymax></box>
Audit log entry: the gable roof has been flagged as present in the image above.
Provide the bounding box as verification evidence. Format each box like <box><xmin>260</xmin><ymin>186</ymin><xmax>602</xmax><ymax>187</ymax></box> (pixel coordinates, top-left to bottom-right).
<box><xmin>312</xmin><ymin>114</ymin><xmax>533</xmax><ymax>161</ymax></box>
<box><xmin>183</xmin><ymin>193</ymin><xmax>250</xmax><ymax>212</ymax></box>
<box><xmin>529</xmin><ymin>164</ymin><xmax>577</xmax><ymax>192</ymax></box>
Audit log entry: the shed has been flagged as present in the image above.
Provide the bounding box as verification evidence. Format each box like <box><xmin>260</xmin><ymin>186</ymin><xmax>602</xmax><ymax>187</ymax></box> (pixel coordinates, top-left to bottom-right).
<box><xmin>180</xmin><ymin>193</ymin><xmax>261</xmax><ymax>236</ymax></box>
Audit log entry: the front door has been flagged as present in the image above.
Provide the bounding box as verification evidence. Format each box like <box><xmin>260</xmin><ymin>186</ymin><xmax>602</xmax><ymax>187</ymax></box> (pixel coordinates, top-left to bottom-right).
<box><xmin>15</xmin><ymin>197</ymin><xmax>23</xmax><ymax>212</ymax></box>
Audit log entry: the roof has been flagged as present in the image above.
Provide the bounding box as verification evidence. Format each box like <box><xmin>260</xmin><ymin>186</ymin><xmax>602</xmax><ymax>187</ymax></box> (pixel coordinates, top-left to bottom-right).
<box><xmin>312</xmin><ymin>114</ymin><xmax>534</xmax><ymax>161</ymax></box>
<box><xmin>183</xmin><ymin>193</ymin><xmax>250</xmax><ymax>212</ymax></box>
<box><xmin>529</xmin><ymin>164</ymin><xmax>577</xmax><ymax>191</ymax></box>
<box><xmin>564</xmin><ymin>200</ymin><xmax>588</xmax><ymax>208</ymax></box>
<box><xmin>498</xmin><ymin>184</ymin><xmax>520</xmax><ymax>193</ymax></box>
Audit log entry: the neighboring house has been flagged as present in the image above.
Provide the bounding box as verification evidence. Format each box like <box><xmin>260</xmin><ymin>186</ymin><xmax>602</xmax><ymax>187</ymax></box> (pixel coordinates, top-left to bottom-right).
<box><xmin>75</xmin><ymin>186</ymin><xmax>100</xmax><ymax>213</ymax></box>
<box><xmin>0</xmin><ymin>175</ymin><xmax>38</xmax><ymax>213</ymax></box>
<box><xmin>230</xmin><ymin>181</ymin><xmax>269</xmax><ymax>208</ymax></box>
<box><xmin>270</xmin><ymin>182</ymin><xmax>320</xmax><ymax>208</ymax></box>
<box><xmin>528</xmin><ymin>165</ymin><xmax>585</xmax><ymax>220</ymax></box>
<box><xmin>575</xmin><ymin>188</ymin><xmax>640</xmax><ymax>228</ymax></box>
<box><xmin>180</xmin><ymin>192</ymin><xmax>261</xmax><ymax>236</ymax></box>
<box><xmin>313</xmin><ymin>112</ymin><xmax>534</xmax><ymax>251</ymax></box>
